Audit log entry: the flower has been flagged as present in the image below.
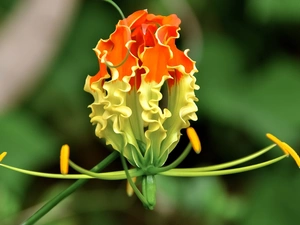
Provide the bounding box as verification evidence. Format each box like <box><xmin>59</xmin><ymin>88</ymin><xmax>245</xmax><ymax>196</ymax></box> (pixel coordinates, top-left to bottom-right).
<box><xmin>84</xmin><ymin>9</ymin><xmax>199</xmax><ymax>170</ymax></box>
<box><xmin>0</xmin><ymin>3</ymin><xmax>299</xmax><ymax>222</ymax></box>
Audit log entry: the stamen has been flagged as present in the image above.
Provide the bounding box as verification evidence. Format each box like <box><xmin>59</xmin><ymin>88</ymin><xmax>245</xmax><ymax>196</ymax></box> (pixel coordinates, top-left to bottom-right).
<box><xmin>186</xmin><ymin>127</ymin><xmax>201</xmax><ymax>154</ymax></box>
<box><xmin>0</xmin><ymin>152</ymin><xmax>7</xmax><ymax>162</ymax></box>
<box><xmin>281</xmin><ymin>142</ymin><xmax>300</xmax><ymax>168</ymax></box>
<box><xmin>126</xmin><ymin>176</ymin><xmax>137</xmax><ymax>197</ymax></box>
<box><xmin>60</xmin><ymin>145</ymin><xmax>70</xmax><ymax>175</ymax></box>
<box><xmin>170</xmin><ymin>144</ymin><xmax>276</xmax><ymax>172</ymax></box>
<box><xmin>159</xmin><ymin>155</ymin><xmax>287</xmax><ymax>177</ymax></box>
<box><xmin>266</xmin><ymin>133</ymin><xmax>289</xmax><ymax>155</ymax></box>
<box><xmin>68</xmin><ymin>159</ymin><xmax>143</xmax><ymax>180</ymax></box>
<box><xmin>0</xmin><ymin>163</ymin><xmax>91</xmax><ymax>179</ymax></box>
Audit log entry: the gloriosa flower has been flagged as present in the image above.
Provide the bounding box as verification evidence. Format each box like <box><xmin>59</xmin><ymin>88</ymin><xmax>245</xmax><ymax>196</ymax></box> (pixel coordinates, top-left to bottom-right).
<box><xmin>84</xmin><ymin>9</ymin><xmax>199</xmax><ymax>169</ymax></box>
<box><xmin>0</xmin><ymin>5</ymin><xmax>299</xmax><ymax>223</ymax></box>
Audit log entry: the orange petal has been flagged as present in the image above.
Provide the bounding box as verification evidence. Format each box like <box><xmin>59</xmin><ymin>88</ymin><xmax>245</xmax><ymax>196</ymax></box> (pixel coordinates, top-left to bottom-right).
<box><xmin>129</xmin><ymin>68</ymin><xmax>144</xmax><ymax>90</ymax></box>
<box><xmin>106</xmin><ymin>25</ymin><xmax>138</xmax><ymax>80</ymax></box>
<box><xmin>119</xmin><ymin>10</ymin><xmax>148</xmax><ymax>29</ymax></box>
<box><xmin>141</xmin><ymin>43</ymin><xmax>171</xmax><ymax>83</ymax></box>
<box><xmin>162</xmin><ymin>14</ymin><xmax>181</xmax><ymax>27</ymax></box>
<box><xmin>146</xmin><ymin>14</ymin><xmax>181</xmax><ymax>27</ymax></box>
<box><xmin>90</xmin><ymin>61</ymin><xmax>110</xmax><ymax>86</ymax></box>
<box><xmin>94</xmin><ymin>39</ymin><xmax>113</xmax><ymax>58</ymax></box>
<box><xmin>167</xmin><ymin>70</ymin><xmax>182</xmax><ymax>88</ymax></box>
<box><xmin>90</xmin><ymin>40</ymin><xmax>113</xmax><ymax>85</ymax></box>
<box><xmin>156</xmin><ymin>25</ymin><xmax>196</xmax><ymax>75</ymax></box>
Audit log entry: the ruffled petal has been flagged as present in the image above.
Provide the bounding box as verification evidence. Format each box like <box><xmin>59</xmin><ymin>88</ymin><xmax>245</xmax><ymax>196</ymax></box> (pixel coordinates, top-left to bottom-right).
<box><xmin>138</xmin><ymin>72</ymin><xmax>172</xmax><ymax>166</ymax></box>
<box><xmin>85</xmin><ymin>10</ymin><xmax>199</xmax><ymax>169</ymax></box>
<box><xmin>118</xmin><ymin>9</ymin><xmax>148</xmax><ymax>29</ymax></box>
<box><xmin>140</xmin><ymin>44</ymin><xmax>171</xmax><ymax>83</ymax></box>
<box><xmin>157</xmin><ymin>25</ymin><xmax>197</xmax><ymax>77</ymax></box>
<box><xmin>146</xmin><ymin>14</ymin><xmax>181</xmax><ymax>27</ymax></box>
<box><xmin>105</xmin><ymin>26</ymin><xmax>138</xmax><ymax>80</ymax></box>
<box><xmin>161</xmin><ymin>70</ymin><xmax>199</xmax><ymax>157</ymax></box>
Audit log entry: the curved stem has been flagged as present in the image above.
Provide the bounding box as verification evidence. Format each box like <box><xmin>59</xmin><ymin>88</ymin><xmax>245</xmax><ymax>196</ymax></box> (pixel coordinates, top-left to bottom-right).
<box><xmin>153</xmin><ymin>143</ymin><xmax>192</xmax><ymax>173</ymax></box>
<box><xmin>160</xmin><ymin>155</ymin><xmax>287</xmax><ymax>177</ymax></box>
<box><xmin>103</xmin><ymin>0</ymin><xmax>125</xmax><ymax>19</ymax></box>
<box><xmin>120</xmin><ymin>150</ymin><xmax>148</xmax><ymax>206</ymax></box>
<box><xmin>102</xmin><ymin>0</ymin><xmax>130</xmax><ymax>69</ymax></box>
<box><xmin>172</xmin><ymin>144</ymin><xmax>276</xmax><ymax>173</ymax></box>
<box><xmin>22</xmin><ymin>151</ymin><xmax>119</xmax><ymax>225</ymax></box>
<box><xmin>0</xmin><ymin>163</ymin><xmax>92</xmax><ymax>179</ymax></box>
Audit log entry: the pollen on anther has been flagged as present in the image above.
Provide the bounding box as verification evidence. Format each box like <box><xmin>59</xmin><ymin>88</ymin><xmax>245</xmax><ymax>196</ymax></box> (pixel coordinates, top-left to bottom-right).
<box><xmin>187</xmin><ymin>127</ymin><xmax>201</xmax><ymax>154</ymax></box>
<box><xmin>281</xmin><ymin>142</ymin><xmax>300</xmax><ymax>168</ymax></box>
<box><xmin>266</xmin><ymin>133</ymin><xmax>289</xmax><ymax>155</ymax></box>
<box><xmin>60</xmin><ymin>145</ymin><xmax>70</xmax><ymax>175</ymax></box>
<box><xmin>0</xmin><ymin>152</ymin><xmax>7</xmax><ymax>162</ymax></box>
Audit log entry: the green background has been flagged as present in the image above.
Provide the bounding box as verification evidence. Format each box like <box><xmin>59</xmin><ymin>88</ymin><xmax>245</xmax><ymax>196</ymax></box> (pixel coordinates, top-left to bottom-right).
<box><xmin>0</xmin><ymin>0</ymin><xmax>300</xmax><ymax>224</ymax></box>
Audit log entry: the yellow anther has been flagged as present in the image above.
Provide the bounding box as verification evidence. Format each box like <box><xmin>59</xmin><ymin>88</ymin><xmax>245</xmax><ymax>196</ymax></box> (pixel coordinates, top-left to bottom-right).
<box><xmin>266</xmin><ymin>133</ymin><xmax>289</xmax><ymax>155</ymax></box>
<box><xmin>0</xmin><ymin>152</ymin><xmax>7</xmax><ymax>162</ymax></box>
<box><xmin>281</xmin><ymin>142</ymin><xmax>300</xmax><ymax>168</ymax></box>
<box><xmin>187</xmin><ymin>127</ymin><xmax>201</xmax><ymax>154</ymax></box>
<box><xmin>60</xmin><ymin>144</ymin><xmax>70</xmax><ymax>175</ymax></box>
<box><xmin>126</xmin><ymin>176</ymin><xmax>137</xmax><ymax>197</ymax></box>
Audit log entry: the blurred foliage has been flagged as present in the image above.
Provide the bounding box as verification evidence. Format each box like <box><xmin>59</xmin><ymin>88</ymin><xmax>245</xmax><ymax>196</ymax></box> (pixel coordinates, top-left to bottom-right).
<box><xmin>0</xmin><ymin>0</ymin><xmax>300</xmax><ymax>224</ymax></box>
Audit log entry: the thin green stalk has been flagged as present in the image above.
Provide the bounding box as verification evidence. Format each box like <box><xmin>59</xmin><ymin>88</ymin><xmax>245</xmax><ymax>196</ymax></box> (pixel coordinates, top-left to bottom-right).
<box><xmin>0</xmin><ymin>163</ymin><xmax>92</xmax><ymax>179</ymax></box>
<box><xmin>103</xmin><ymin>0</ymin><xmax>125</xmax><ymax>19</ymax></box>
<box><xmin>69</xmin><ymin>159</ymin><xmax>143</xmax><ymax>180</ymax></box>
<box><xmin>172</xmin><ymin>144</ymin><xmax>276</xmax><ymax>172</ymax></box>
<box><xmin>120</xmin><ymin>150</ymin><xmax>147</xmax><ymax>206</ymax></box>
<box><xmin>22</xmin><ymin>151</ymin><xmax>119</xmax><ymax>225</ymax></box>
<box><xmin>154</xmin><ymin>143</ymin><xmax>192</xmax><ymax>173</ymax></box>
<box><xmin>160</xmin><ymin>155</ymin><xmax>287</xmax><ymax>177</ymax></box>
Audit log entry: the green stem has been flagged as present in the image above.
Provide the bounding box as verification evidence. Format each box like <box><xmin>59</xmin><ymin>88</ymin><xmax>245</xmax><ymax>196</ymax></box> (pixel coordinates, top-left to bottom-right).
<box><xmin>21</xmin><ymin>151</ymin><xmax>119</xmax><ymax>225</ymax></box>
<box><xmin>103</xmin><ymin>0</ymin><xmax>125</xmax><ymax>19</ymax></box>
<box><xmin>69</xmin><ymin>159</ymin><xmax>143</xmax><ymax>180</ymax></box>
<box><xmin>153</xmin><ymin>143</ymin><xmax>192</xmax><ymax>173</ymax></box>
<box><xmin>120</xmin><ymin>150</ymin><xmax>148</xmax><ymax>206</ymax></box>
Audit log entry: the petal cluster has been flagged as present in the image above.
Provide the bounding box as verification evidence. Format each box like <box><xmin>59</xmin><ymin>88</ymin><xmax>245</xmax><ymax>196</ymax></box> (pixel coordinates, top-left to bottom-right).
<box><xmin>84</xmin><ymin>10</ymin><xmax>199</xmax><ymax>168</ymax></box>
